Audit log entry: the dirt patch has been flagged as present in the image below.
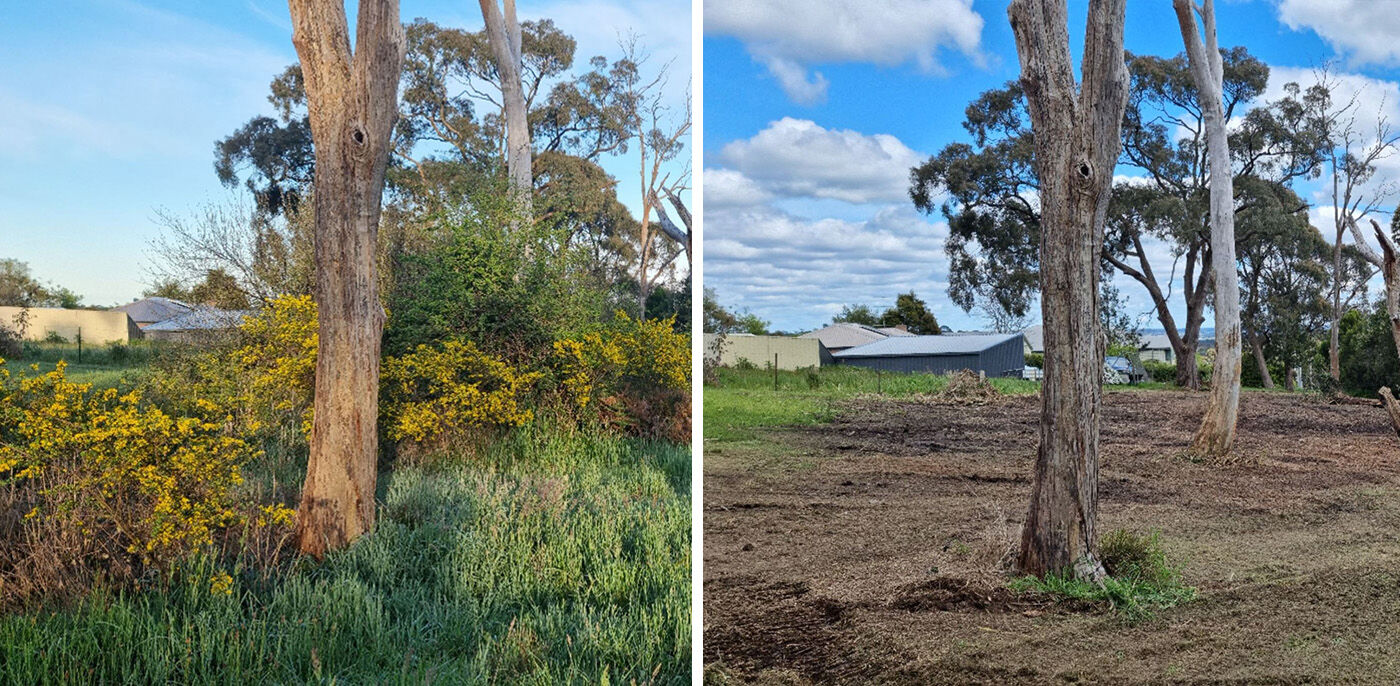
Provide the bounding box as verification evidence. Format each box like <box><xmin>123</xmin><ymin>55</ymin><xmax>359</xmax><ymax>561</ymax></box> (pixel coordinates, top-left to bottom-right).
<box><xmin>704</xmin><ymin>390</ymin><xmax>1400</xmax><ymax>683</ymax></box>
<box><xmin>888</xmin><ymin>577</ymin><xmax>1098</xmax><ymax>615</ymax></box>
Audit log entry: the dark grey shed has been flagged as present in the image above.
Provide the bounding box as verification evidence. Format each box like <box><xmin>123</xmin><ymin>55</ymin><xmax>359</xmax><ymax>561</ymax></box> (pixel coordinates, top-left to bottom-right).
<box><xmin>832</xmin><ymin>333</ymin><xmax>1026</xmax><ymax>377</ymax></box>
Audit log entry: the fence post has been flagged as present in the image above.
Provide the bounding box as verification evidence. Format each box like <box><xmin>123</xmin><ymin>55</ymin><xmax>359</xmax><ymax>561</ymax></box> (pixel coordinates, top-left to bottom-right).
<box><xmin>773</xmin><ymin>353</ymin><xmax>779</xmax><ymax>391</ymax></box>
<box><xmin>878</xmin><ymin>369</ymin><xmax>883</xmax><ymax>394</ymax></box>
<box><xmin>77</xmin><ymin>327</ymin><xmax>82</xmax><ymax>363</ymax></box>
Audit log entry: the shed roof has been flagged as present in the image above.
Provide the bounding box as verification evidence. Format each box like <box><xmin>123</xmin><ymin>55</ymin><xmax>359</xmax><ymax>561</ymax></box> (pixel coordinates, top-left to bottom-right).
<box><xmin>1023</xmin><ymin>324</ymin><xmax>1044</xmax><ymax>352</ymax></box>
<box><xmin>833</xmin><ymin>333</ymin><xmax>1022</xmax><ymax>358</ymax></box>
<box><xmin>113</xmin><ymin>296</ymin><xmax>192</xmax><ymax>324</ymax></box>
<box><xmin>800</xmin><ymin>323</ymin><xmax>890</xmax><ymax>349</ymax></box>
<box><xmin>142</xmin><ymin>307</ymin><xmax>250</xmax><ymax>332</ymax></box>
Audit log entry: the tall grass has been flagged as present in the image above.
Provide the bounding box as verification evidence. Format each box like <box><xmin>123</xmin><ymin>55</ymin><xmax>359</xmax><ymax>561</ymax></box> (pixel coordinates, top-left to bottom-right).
<box><xmin>15</xmin><ymin>340</ymin><xmax>170</xmax><ymax>367</ymax></box>
<box><xmin>0</xmin><ymin>429</ymin><xmax>691</xmax><ymax>685</ymax></box>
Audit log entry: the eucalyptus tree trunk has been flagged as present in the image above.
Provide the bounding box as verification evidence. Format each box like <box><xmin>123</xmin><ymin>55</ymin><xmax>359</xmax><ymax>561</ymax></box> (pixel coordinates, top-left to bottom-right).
<box><xmin>1346</xmin><ymin>220</ymin><xmax>1400</xmax><ymax>435</ymax></box>
<box><xmin>1250</xmin><ymin>333</ymin><xmax>1274</xmax><ymax>389</ymax></box>
<box><xmin>1008</xmin><ymin>0</ymin><xmax>1130</xmax><ymax>580</ymax></box>
<box><xmin>479</xmin><ymin>0</ymin><xmax>533</xmax><ymax>222</ymax></box>
<box><xmin>1176</xmin><ymin>0</ymin><xmax>1242</xmax><ymax>457</ymax></box>
<box><xmin>288</xmin><ymin>0</ymin><xmax>404</xmax><ymax>558</ymax></box>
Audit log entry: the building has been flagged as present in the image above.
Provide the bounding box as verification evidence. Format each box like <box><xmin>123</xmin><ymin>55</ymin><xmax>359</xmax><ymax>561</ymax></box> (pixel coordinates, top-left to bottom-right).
<box><xmin>799</xmin><ymin>322</ymin><xmax>913</xmax><ymax>353</ymax></box>
<box><xmin>113</xmin><ymin>297</ymin><xmax>193</xmax><ymax>329</ymax></box>
<box><xmin>832</xmin><ymin>333</ymin><xmax>1026</xmax><ymax>377</ymax></box>
<box><xmin>1139</xmin><ymin>334</ymin><xmax>1214</xmax><ymax>363</ymax></box>
<box><xmin>141</xmin><ymin>307</ymin><xmax>250</xmax><ymax>342</ymax></box>
<box><xmin>0</xmin><ymin>306</ymin><xmax>142</xmax><ymax>344</ymax></box>
<box><xmin>1022</xmin><ymin>324</ymin><xmax>1044</xmax><ymax>355</ymax></box>
<box><xmin>703</xmin><ymin>333</ymin><xmax>832</xmax><ymax>370</ymax></box>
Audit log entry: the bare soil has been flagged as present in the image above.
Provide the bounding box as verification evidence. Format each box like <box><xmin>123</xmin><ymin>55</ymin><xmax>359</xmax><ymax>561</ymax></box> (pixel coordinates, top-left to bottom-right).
<box><xmin>704</xmin><ymin>390</ymin><xmax>1400</xmax><ymax>684</ymax></box>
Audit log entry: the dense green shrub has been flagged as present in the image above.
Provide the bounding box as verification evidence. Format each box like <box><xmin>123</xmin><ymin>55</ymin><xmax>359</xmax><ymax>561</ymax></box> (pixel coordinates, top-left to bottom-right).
<box><xmin>384</xmin><ymin>193</ymin><xmax>607</xmax><ymax>362</ymax></box>
<box><xmin>1337</xmin><ymin>303</ymin><xmax>1400</xmax><ymax>397</ymax></box>
<box><xmin>1143</xmin><ymin>359</ymin><xmax>1176</xmax><ymax>383</ymax></box>
<box><xmin>1025</xmin><ymin>352</ymin><xmax>1043</xmax><ymax>369</ymax></box>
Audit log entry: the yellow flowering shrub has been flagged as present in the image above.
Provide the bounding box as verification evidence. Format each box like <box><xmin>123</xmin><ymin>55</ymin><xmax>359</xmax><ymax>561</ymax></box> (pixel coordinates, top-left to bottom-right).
<box><xmin>234</xmin><ymin>294</ymin><xmax>318</xmax><ymax>436</ymax></box>
<box><xmin>0</xmin><ymin>361</ymin><xmax>261</xmax><ymax>579</ymax></box>
<box><xmin>381</xmin><ymin>339</ymin><xmax>541</xmax><ymax>444</ymax></box>
<box><xmin>552</xmin><ymin>313</ymin><xmax>690</xmax><ymax>441</ymax></box>
<box><xmin>140</xmin><ymin>294</ymin><xmax>318</xmax><ymax>445</ymax></box>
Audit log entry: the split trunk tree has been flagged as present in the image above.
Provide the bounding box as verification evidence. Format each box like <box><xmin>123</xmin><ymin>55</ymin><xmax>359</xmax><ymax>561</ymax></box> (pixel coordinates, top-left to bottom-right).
<box><xmin>1008</xmin><ymin>0</ymin><xmax>1130</xmax><ymax>580</ymax></box>
<box><xmin>1175</xmin><ymin>0</ymin><xmax>1242</xmax><ymax>457</ymax></box>
<box><xmin>289</xmin><ymin>0</ymin><xmax>404</xmax><ymax>558</ymax></box>
<box><xmin>479</xmin><ymin>0</ymin><xmax>533</xmax><ymax>222</ymax></box>
<box><xmin>1350</xmin><ymin>218</ymin><xmax>1400</xmax><ymax>435</ymax></box>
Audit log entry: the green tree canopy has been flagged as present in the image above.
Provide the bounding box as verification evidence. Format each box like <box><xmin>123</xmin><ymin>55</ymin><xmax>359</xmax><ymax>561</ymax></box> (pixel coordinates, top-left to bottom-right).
<box><xmin>880</xmin><ymin>292</ymin><xmax>941</xmax><ymax>335</ymax></box>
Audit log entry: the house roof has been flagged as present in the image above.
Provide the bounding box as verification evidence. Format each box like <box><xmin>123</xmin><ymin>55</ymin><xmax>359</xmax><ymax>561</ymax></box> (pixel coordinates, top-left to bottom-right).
<box><xmin>800</xmin><ymin>323</ymin><xmax>891</xmax><ymax>349</ymax></box>
<box><xmin>1139</xmin><ymin>334</ymin><xmax>1173</xmax><ymax>350</ymax></box>
<box><xmin>113</xmin><ymin>296</ymin><xmax>191</xmax><ymax>324</ymax></box>
<box><xmin>875</xmin><ymin>326</ymin><xmax>915</xmax><ymax>337</ymax></box>
<box><xmin>142</xmin><ymin>307</ymin><xmax>250</xmax><ymax>332</ymax></box>
<box><xmin>1023</xmin><ymin>324</ymin><xmax>1044</xmax><ymax>352</ymax></box>
<box><xmin>833</xmin><ymin>333</ymin><xmax>1022</xmax><ymax>358</ymax></box>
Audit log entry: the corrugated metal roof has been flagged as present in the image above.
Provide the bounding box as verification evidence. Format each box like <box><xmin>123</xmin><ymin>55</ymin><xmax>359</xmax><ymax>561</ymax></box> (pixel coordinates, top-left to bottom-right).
<box><xmin>1023</xmin><ymin>324</ymin><xmax>1044</xmax><ymax>352</ymax></box>
<box><xmin>113</xmin><ymin>297</ymin><xmax>192</xmax><ymax>324</ymax></box>
<box><xmin>800</xmin><ymin>323</ymin><xmax>889</xmax><ymax>349</ymax></box>
<box><xmin>143</xmin><ymin>307</ymin><xmax>250</xmax><ymax>332</ymax></box>
<box><xmin>833</xmin><ymin>333</ymin><xmax>1022</xmax><ymax>358</ymax></box>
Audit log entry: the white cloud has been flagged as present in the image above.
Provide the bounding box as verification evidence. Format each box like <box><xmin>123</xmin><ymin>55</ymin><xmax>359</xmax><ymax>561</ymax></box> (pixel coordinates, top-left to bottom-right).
<box><xmin>1265</xmin><ymin>66</ymin><xmax>1400</xmax><ymax>220</ymax></box>
<box><xmin>703</xmin><ymin>200</ymin><xmax>955</xmax><ymax>331</ymax></box>
<box><xmin>716</xmin><ymin>117</ymin><xmax>924</xmax><ymax>204</ymax></box>
<box><xmin>1278</xmin><ymin>0</ymin><xmax>1400</xmax><ymax>66</ymax></box>
<box><xmin>703</xmin><ymin>168</ymin><xmax>774</xmax><ymax>208</ymax></box>
<box><xmin>704</xmin><ymin>0</ymin><xmax>983</xmax><ymax>103</ymax></box>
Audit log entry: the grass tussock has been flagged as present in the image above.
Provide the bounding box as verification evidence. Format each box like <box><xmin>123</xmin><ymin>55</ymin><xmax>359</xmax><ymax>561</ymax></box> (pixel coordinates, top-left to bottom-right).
<box><xmin>1010</xmin><ymin>529</ymin><xmax>1196</xmax><ymax>620</ymax></box>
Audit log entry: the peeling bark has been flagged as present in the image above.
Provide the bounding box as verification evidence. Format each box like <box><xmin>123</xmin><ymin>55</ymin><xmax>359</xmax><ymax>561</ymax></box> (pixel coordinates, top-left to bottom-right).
<box><xmin>1008</xmin><ymin>0</ymin><xmax>1129</xmax><ymax>580</ymax></box>
<box><xmin>1380</xmin><ymin>387</ymin><xmax>1400</xmax><ymax>439</ymax></box>
<box><xmin>288</xmin><ymin>0</ymin><xmax>404</xmax><ymax>558</ymax></box>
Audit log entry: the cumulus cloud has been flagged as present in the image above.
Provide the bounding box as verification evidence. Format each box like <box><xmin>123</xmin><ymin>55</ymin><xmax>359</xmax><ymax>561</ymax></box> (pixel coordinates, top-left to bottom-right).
<box><xmin>715</xmin><ymin>118</ymin><xmax>924</xmax><ymax>204</ymax></box>
<box><xmin>703</xmin><ymin>201</ymin><xmax>954</xmax><ymax>331</ymax></box>
<box><xmin>704</xmin><ymin>0</ymin><xmax>984</xmax><ymax>103</ymax></box>
<box><xmin>1278</xmin><ymin>0</ymin><xmax>1400</xmax><ymax>66</ymax></box>
<box><xmin>703</xmin><ymin>168</ymin><xmax>774</xmax><ymax>209</ymax></box>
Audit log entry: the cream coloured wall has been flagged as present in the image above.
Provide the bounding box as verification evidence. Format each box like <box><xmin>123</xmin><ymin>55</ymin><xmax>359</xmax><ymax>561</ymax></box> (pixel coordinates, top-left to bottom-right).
<box><xmin>0</xmin><ymin>307</ymin><xmax>142</xmax><ymax>344</ymax></box>
<box><xmin>703</xmin><ymin>334</ymin><xmax>829</xmax><ymax>370</ymax></box>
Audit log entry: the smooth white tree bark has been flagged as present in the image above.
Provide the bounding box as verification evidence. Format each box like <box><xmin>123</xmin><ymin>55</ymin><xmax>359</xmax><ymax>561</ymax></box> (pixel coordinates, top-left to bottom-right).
<box><xmin>479</xmin><ymin>0</ymin><xmax>533</xmax><ymax>221</ymax></box>
<box><xmin>1174</xmin><ymin>0</ymin><xmax>1242</xmax><ymax>456</ymax></box>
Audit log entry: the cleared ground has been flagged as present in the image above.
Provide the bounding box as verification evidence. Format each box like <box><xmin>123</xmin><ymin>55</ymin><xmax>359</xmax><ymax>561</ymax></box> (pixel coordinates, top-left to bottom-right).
<box><xmin>704</xmin><ymin>388</ymin><xmax>1400</xmax><ymax>684</ymax></box>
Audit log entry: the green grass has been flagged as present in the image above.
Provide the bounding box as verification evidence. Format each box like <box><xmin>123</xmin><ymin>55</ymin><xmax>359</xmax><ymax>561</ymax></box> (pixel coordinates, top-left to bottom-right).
<box><xmin>2</xmin><ymin>360</ymin><xmax>146</xmax><ymax>390</ymax></box>
<box><xmin>712</xmin><ymin>366</ymin><xmax>1040</xmax><ymax>396</ymax></box>
<box><xmin>704</xmin><ymin>366</ymin><xmax>1039</xmax><ymax>443</ymax></box>
<box><xmin>1009</xmin><ymin>529</ymin><xmax>1196</xmax><ymax>621</ymax></box>
<box><xmin>3</xmin><ymin>340</ymin><xmax>168</xmax><ymax>390</ymax></box>
<box><xmin>0</xmin><ymin>429</ymin><xmax>691</xmax><ymax>685</ymax></box>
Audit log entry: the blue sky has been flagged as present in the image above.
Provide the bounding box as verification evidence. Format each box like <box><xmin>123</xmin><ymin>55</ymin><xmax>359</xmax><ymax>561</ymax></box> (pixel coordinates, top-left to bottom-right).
<box><xmin>0</xmin><ymin>0</ymin><xmax>689</xmax><ymax>307</ymax></box>
<box><xmin>702</xmin><ymin>0</ymin><xmax>1400</xmax><ymax>333</ymax></box>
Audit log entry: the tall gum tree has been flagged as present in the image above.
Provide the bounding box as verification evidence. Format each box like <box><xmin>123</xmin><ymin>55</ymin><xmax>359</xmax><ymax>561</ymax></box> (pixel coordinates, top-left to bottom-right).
<box><xmin>1007</xmin><ymin>0</ymin><xmax>1130</xmax><ymax>579</ymax></box>
<box><xmin>1174</xmin><ymin>0</ymin><xmax>1241</xmax><ymax>456</ymax></box>
<box><xmin>478</xmin><ymin>0</ymin><xmax>533</xmax><ymax>221</ymax></box>
<box><xmin>288</xmin><ymin>0</ymin><xmax>405</xmax><ymax>557</ymax></box>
